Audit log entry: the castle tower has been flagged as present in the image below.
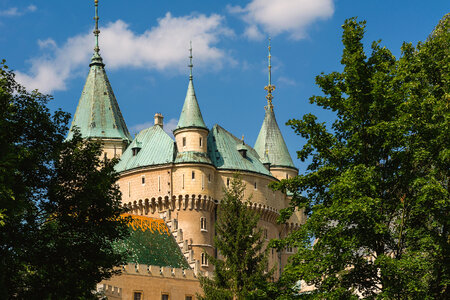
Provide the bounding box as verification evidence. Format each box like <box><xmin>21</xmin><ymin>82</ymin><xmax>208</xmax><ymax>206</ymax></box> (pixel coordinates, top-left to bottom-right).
<box><xmin>254</xmin><ymin>39</ymin><xmax>298</xmax><ymax>181</ymax></box>
<box><xmin>173</xmin><ymin>43</ymin><xmax>209</xmax><ymax>154</ymax></box>
<box><xmin>67</xmin><ymin>0</ymin><xmax>131</xmax><ymax>158</ymax></box>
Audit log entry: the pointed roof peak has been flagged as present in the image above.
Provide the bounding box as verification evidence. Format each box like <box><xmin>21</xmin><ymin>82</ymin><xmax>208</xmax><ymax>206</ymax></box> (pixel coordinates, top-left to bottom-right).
<box><xmin>67</xmin><ymin>0</ymin><xmax>130</xmax><ymax>142</ymax></box>
<box><xmin>174</xmin><ymin>43</ymin><xmax>207</xmax><ymax>132</ymax></box>
<box><xmin>254</xmin><ymin>40</ymin><xmax>296</xmax><ymax>170</ymax></box>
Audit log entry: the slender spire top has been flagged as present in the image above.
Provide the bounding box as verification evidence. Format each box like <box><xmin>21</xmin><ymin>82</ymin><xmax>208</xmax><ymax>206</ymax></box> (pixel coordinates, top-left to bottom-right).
<box><xmin>94</xmin><ymin>0</ymin><xmax>100</xmax><ymax>53</ymax></box>
<box><xmin>90</xmin><ymin>0</ymin><xmax>104</xmax><ymax>66</ymax></box>
<box><xmin>264</xmin><ymin>37</ymin><xmax>275</xmax><ymax>110</ymax></box>
<box><xmin>188</xmin><ymin>41</ymin><xmax>193</xmax><ymax>80</ymax></box>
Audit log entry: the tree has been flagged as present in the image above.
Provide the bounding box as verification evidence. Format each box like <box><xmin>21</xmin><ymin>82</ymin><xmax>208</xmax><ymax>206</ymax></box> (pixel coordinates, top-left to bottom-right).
<box><xmin>273</xmin><ymin>15</ymin><xmax>449</xmax><ymax>299</ymax></box>
<box><xmin>0</xmin><ymin>61</ymin><xmax>130</xmax><ymax>299</ymax></box>
<box><xmin>199</xmin><ymin>174</ymin><xmax>274</xmax><ymax>300</ymax></box>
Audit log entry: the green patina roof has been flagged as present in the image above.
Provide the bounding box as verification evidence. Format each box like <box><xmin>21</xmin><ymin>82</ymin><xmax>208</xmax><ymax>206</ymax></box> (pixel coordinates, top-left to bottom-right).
<box><xmin>254</xmin><ymin>107</ymin><xmax>296</xmax><ymax>170</ymax></box>
<box><xmin>208</xmin><ymin>125</ymin><xmax>273</xmax><ymax>177</ymax></box>
<box><xmin>114</xmin><ymin>214</ymin><xmax>189</xmax><ymax>268</ymax></box>
<box><xmin>115</xmin><ymin>125</ymin><xmax>174</xmax><ymax>172</ymax></box>
<box><xmin>67</xmin><ymin>54</ymin><xmax>131</xmax><ymax>142</ymax></box>
<box><xmin>175</xmin><ymin>78</ymin><xmax>207</xmax><ymax>131</ymax></box>
<box><xmin>174</xmin><ymin>151</ymin><xmax>212</xmax><ymax>165</ymax></box>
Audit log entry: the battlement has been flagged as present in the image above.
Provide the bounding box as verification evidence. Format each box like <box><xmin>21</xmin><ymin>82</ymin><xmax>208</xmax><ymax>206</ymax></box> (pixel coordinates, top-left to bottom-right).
<box><xmin>97</xmin><ymin>283</ymin><xmax>122</xmax><ymax>298</ymax></box>
<box><xmin>117</xmin><ymin>263</ymin><xmax>212</xmax><ymax>280</ymax></box>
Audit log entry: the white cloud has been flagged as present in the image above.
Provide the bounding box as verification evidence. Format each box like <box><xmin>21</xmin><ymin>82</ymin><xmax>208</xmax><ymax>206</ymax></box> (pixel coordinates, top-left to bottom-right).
<box><xmin>130</xmin><ymin>118</ymin><xmax>178</xmax><ymax>139</ymax></box>
<box><xmin>15</xmin><ymin>13</ymin><xmax>233</xmax><ymax>93</ymax></box>
<box><xmin>278</xmin><ymin>76</ymin><xmax>297</xmax><ymax>86</ymax></box>
<box><xmin>228</xmin><ymin>0</ymin><xmax>334</xmax><ymax>40</ymax></box>
<box><xmin>0</xmin><ymin>5</ymin><xmax>37</xmax><ymax>16</ymax></box>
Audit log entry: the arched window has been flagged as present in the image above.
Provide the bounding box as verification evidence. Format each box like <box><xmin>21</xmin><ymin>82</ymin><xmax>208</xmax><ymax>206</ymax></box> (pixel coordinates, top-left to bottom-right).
<box><xmin>200</xmin><ymin>217</ymin><xmax>207</xmax><ymax>231</ymax></box>
<box><xmin>201</xmin><ymin>252</ymin><xmax>208</xmax><ymax>266</ymax></box>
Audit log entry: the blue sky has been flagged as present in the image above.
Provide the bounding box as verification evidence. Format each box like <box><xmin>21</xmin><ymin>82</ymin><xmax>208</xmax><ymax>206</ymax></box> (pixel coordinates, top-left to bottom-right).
<box><xmin>1</xmin><ymin>0</ymin><xmax>448</xmax><ymax>173</ymax></box>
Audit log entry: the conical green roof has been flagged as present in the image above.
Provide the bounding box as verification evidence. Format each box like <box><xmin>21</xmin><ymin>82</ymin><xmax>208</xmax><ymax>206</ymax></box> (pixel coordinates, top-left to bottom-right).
<box><xmin>175</xmin><ymin>77</ymin><xmax>207</xmax><ymax>131</ymax></box>
<box><xmin>254</xmin><ymin>107</ymin><xmax>296</xmax><ymax>170</ymax></box>
<box><xmin>67</xmin><ymin>54</ymin><xmax>131</xmax><ymax>142</ymax></box>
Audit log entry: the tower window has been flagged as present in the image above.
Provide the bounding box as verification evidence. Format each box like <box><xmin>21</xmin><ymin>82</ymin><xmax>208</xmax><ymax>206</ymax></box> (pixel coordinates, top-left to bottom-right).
<box><xmin>286</xmin><ymin>174</ymin><xmax>289</xmax><ymax>179</ymax></box>
<box><xmin>254</xmin><ymin>182</ymin><xmax>257</xmax><ymax>190</ymax></box>
<box><xmin>200</xmin><ymin>217</ymin><xmax>207</xmax><ymax>231</ymax></box>
<box><xmin>201</xmin><ymin>252</ymin><xmax>208</xmax><ymax>266</ymax></box>
<box><xmin>182</xmin><ymin>174</ymin><xmax>185</xmax><ymax>190</ymax></box>
<box><xmin>158</xmin><ymin>176</ymin><xmax>161</xmax><ymax>192</ymax></box>
<box><xmin>182</xmin><ymin>137</ymin><xmax>186</xmax><ymax>147</ymax></box>
<box><xmin>134</xmin><ymin>291</ymin><xmax>143</xmax><ymax>300</ymax></box>
<box><xmin>264</xmin><ymin>228</ymin><xmax>268</xmax><ymax>240</ymax></box>
<box><xmin>199</xmin><ymin>137</ymin><xmax>202</xmax><ymax>147</ymax></box>
<box><xmin>141</xmin><ymin>176</ymin><xmax>145</xmax><ymax>185</ymax></box>
<box><xmin>192</xmin><ymin>171</ymin><xmax>195</xmax><ymax>180</ymax></box>
<box><xmin>208</xmin><ymin>174</ymin><xmax>211</xmax><ymax>182</ymax></box>
<box><xmin>226</xmin><ymin>178</ymin><xmax>230</xmax><ymax>187</ymax></box>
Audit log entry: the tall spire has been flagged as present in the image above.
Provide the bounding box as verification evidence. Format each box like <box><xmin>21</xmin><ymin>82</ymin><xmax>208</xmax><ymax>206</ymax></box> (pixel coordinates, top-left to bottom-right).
<box><xmin>188</xmin><ymin>41</ymin><xmax>193</xmax><ymax>80</ymax></box>
<box><xmin>174</xmin><ymin>42</ymin><xmax>207</xmax><ymax>132</ymax></box>
<box><xmin>254</xmin><ymin>38</ymin><xmax>296</xmax><ymax>170</ymax></box>
<box><xmin>264</xmin><ymin>37</ymin><xmax>275</xmax><ymax>111</ymax></box>
<box><xmin>68</xmin><ymin>0</ymin><xmax>131</xmax><ymax>143</ymax></box>
<box><xmin>90</xmin><ymin>0</ymin><xmax>104</xmax><ymax>66</ymax></box>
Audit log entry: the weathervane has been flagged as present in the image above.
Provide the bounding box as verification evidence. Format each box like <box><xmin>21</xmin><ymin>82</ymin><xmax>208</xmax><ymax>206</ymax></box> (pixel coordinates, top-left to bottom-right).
<box><xmin>264</xmin><ymin>37</ymin><xmax>275</xmax><ymax>110</ymax></box>
<box><xmin>189</xmin><ymin>41</ymin><xmax>193</xmax><ymax>79</ymax></box>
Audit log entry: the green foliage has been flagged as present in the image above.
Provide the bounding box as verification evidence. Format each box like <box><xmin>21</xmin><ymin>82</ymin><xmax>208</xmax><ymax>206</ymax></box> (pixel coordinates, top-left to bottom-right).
<box><xmin>273</xmin><ymin>15</ymin><xmax>449</xmax><ymax>299</ymax></box>
<box><xmin>0</xmin><ymin>61</ymin><xmax>130</xmax><ymax>299</ymax></box>
<box><xmin>199</xmin><ymin>174</ymin><xmax>274</xmax><ymax>300</ymax></box>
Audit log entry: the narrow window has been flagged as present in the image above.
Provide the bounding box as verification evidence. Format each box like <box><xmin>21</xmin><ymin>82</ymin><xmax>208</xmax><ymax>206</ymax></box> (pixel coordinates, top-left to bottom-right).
<box><xmin>208</xmin><ymin>174</ymin><xmax>211</xmax><ymax>182</ymax></box>
<box><xmin>162</xmin><ymin>294</ymin><xmax>169</xmax><ymax>300</ymax></box>
<box><xmin>264</xmin><ymin>228</ymin><xmax>268</xmax><ymax>239</ymax></box>
<box><xmin>133</xmin><ymin>292</ymin><xmax>143</xmax><ymax>300</ymax></box>
<box><xmin>286</xmin><ymin>174</ymin><xmax>289</xmax><ymax>179</ymax></box>
<box><xmin>182</xmin><ymin>137</ymin><xmax>186</xmax><ymax>147</ymax></box>
<box><xmin>254</xmin><ymin>181</ymin><xmax>257</xmax><ymax>190</ymax></box>
<box><xmin>200</xmin><ymin>217</ymin><xmax>207</xmax><ymax>231</ymax></box>
<box><xmin>192</xmin><ymin>171</ymin><xmax>195</xmax><ymax>180</ymax></box>
<box><xmin>199</xmin><ymin>137</ymin><xmax>202</xmax><ymax>147</ymax></box>
<box><xmin>286</xmin><ymin>246</ymin><xmax>293</xmax><ymax>253</ymax></box>
<box><xmin>202</xmin><ymin>174</ymin><xmax>204</xmax><ymax>190</ymax></box>
<box><xmin>226</xmin><ymin>178</ymin><xmax>230</xmax><ymax>187</ymax></box>
<box><xmin>182</xmin><ymin>174</ymin><xmax>185</xmax><ymax>190</ymax></box>
<box><xmin>158</xmin><ymin>176</ymin><xmax>161</xmax><ymax>192</ymax></box>
<box><xmin>141</xmin><ymin>175</ymin><xmax>145</xmax><ymax>185</ymax></box>
<box><xmin>201</xmin><ymin>253</ymin><xmax>208</xmax><ymax>266</ymax></box>
<box><xmin>128</xmin><ymin>182</ymin><xmax>131</xmax><ymax>197</ymax></box>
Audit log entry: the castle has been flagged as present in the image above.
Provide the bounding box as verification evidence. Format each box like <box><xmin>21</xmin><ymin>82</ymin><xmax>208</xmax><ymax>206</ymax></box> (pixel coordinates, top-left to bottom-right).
<box><xmin>68</xmin><ymin>1</ymin><xmax>305</xmax><ymax>299</ymax></box>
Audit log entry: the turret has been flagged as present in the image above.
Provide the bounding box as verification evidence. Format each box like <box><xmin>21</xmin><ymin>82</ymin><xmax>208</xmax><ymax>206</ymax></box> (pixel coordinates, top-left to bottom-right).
<box><xmin>67</xmin><ymin>0</ymin><xmax>131</xmax><ymax>158</ymax></box>
<box><xmin>173</xmin><ymin>43</ymin><xmax>208</xmax><ymax>153</ymax></box>
<box><xmin>254</xmin><ymin>39</ymin><xmax>298</xmax><ymax>180</ymax></box>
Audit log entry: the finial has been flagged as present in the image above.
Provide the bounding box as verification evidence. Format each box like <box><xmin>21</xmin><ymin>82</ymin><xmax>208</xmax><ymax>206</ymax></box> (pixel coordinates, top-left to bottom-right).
<box><xmin>94</xmin><ymin>0</ymin><xmax>100</xmax><ymax>53</ymax></box>
<box><xmin>241</xmin><ymin>135</ymin><xmax>245</xmax><ymax>142</ymax></box>
<box><xmin>188</xmin><ymin>41</ymin><xmax>193</xmax><ymax>79</ymax></box>
<box><xmin>264</xmin><ymin>37</ymin><xmax>275</xmax><ymax>111</ymax></box>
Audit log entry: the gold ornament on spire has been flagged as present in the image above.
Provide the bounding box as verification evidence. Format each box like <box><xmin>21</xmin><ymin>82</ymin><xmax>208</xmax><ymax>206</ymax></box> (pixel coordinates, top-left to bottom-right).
<box><xmin>264</xmin><ymin>37</ymin><xmax>275</xmax><ymax>111</ymax></box>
